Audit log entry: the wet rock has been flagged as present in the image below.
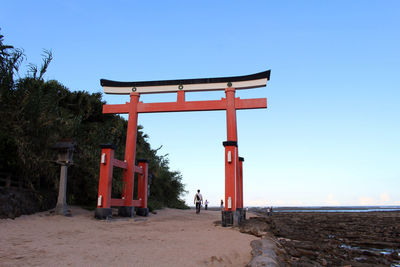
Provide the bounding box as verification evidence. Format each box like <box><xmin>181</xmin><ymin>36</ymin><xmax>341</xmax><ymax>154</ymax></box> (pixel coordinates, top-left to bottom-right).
<box><xmin>390</xmin><ymin>251</ymin><xmax>400</xmax><ymax>260</ymax></box>
<box><xmin>247</xmin><ymin>255</ymin><xmax>278</xmax><ymax>267</ymax></box>
<box><xmin>246</xmin><ymin>211</ymin><xmax>400</xmax><ymax>266</ymax></box>
<box><xmin>240</xmin><ymin>217</ymin><xmax>271</xmax><ymax>237</ymax></box>
<box><xmin>247</xmin><ymin>238</ymin><xmax>281</xmax><ymax>267</ymax></box>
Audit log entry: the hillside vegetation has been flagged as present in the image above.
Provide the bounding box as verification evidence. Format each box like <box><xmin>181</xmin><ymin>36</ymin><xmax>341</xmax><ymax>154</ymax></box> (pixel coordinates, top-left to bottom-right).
<box><xmin>0</xmin><ymin>32</ymin><xmax>188</xmax><ymax>217</ymax></box>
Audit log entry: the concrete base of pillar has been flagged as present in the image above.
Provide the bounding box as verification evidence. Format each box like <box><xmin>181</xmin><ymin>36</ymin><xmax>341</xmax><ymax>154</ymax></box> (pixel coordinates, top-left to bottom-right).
<box><xmin>95</xmin><ymin>208</ymin><xmax>112</xmax><ymax>219</ymax></box>
<box><xmin>118</xmin><ymin>206</ymin><xmax>135</xmax><ymax>218</ymax></box>
<box><xmin>136</xmin><ymin>207</ymin><xmax>149</xmax><ymax>217</ymax></box>
<box><xmin>221</xmin><ymin>209</ymin><xmax>246</xmax><ymax>227</ymax></box>
<box><xmin>222</xmin><ymin>211</ymin><xmax>233</xmax><ymax>227</ymax></box>
<box><xmin>236</xmin><ymin>208</ymin><xmax>246</xmax><ymax>223</ymax></box>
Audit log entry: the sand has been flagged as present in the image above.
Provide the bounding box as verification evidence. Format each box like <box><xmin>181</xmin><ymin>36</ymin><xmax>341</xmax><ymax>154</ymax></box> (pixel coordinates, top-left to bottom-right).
<box><xmin>0</xmin><ymin>207</ymin><xmax>256</xmax><ymax>266</ymax></box>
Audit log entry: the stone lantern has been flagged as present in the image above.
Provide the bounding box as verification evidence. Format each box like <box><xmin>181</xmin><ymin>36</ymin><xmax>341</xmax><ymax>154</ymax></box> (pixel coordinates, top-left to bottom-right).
<box><xmin>52</xmin><ymin>140</ymin><xmax>76</xmax><ymax>216</ymax></box>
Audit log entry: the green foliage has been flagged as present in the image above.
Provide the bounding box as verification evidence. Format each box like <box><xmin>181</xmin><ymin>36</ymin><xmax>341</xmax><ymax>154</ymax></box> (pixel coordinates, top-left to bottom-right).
<box><xmin>0</xmin><ymin>31</ymin><xmax>188</xmax><ymax>210</ymax></box>
<box><xmin>147</xmin><ymin>198</ymin><xmax>163</xmax><ymax>212</ymax></box>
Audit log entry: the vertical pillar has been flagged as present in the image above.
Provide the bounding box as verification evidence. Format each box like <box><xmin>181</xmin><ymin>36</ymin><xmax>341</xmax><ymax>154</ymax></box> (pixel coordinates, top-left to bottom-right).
<box><xmin>95</xmin><ymin>144</ymin><xmax>115</xmax><ymax>219</ymax></box>
<box><xmin>236</xmin><ymin>155</ymin><xmax>241</xmax><ymax>209</ymax></box>
<box><xmin>223</xmin><ymin>141</ymin><xmax>237</xmax><ymax>212</ymax></box>
<box><xmin>122</xmin><ymin>93</ymin><xmax>140</xmax><ymax>207</ymax></box>
<box><xmin>238</xmin><ymin>157</ymin><xmax>244</xmax><ymax>209</ymax></box>
<box><xmin>236</xmin><ymin>158</ymin><xmax>241</xmax><ymax>209</ymax></box>
<box><xmin>55</xmin><ymin>165</ymin><xmax>68</xmax><ymax>215</ymax></box>
<box><xmin>224</xmin><ymin>87</ymin><xmax>238</xmax><ymax>212</ymax></box>
<box><xmin>222</xmin><ymin>87</ymin><xmax>240</xmax><ymax>226</ymax></box>
<box><xmin>136</xmin><ymin>159</ymin><xmax>149</xmax><ymax>216</ymax></box>
<box><xmin>237</xmin><ymin>157</ymin><xmax>246</xmax><ymax>223</ymax></box>
<box><xmin>177</xmin><ymin>90</ymin><xmax>185</xmax><ymax>103</ymax></box>
<box><xmin>225</xmin><ymin>87</ymin><xmax>238</xmax><ymax>141</ymax></box>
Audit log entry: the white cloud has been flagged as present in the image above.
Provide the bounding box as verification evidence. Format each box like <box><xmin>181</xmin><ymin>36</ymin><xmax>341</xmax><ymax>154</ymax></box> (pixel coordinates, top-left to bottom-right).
<box><xmin>245</xmin><ymin>199</ymin><xmax>299</xmax><ymax>207</ymax></box>
<box><xmin>359</xmin><ymin>196</ymin><xmax>376</xmax><ymax>205</ymax></box>
<box><xmin>380</xmin><ymin>193</ymin><xmax>390</xmax><ymax>203</ymax></box>
<box><xmin>325</xmin><ymin>194</ymin><xmax>340</xmax><ymax>206</ymax></box>
<box><xmin>245</xmin><ymin>199</ymin><xmax>270</xmax><ymax>207</ymax></box>
<box><xmin>289</xmin><ymin>200</ymin><xmax>305</xmax><ymax>206</ymax></box>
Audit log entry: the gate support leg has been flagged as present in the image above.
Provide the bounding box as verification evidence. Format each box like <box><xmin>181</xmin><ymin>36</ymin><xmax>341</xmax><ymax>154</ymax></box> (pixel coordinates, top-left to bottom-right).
<box><xmin>95</xmin><ymin>144</ymin><xmax>115</xmax><ymax>219</ymax></box>
<box><xmin>236</xmin><ymin>154</ymin><xmax>242</xmax><ymax>211</ymax></box>
<box><xmin>119</xmin><ymin>92</ymin><xmax>140</xmax><ymax>218</ymax></box>
<box><xmin>237</xmin><ymin>157</ymin><xmax>243</xmax><ymax>209</ymax></box>
<box><xmin>222</xmin><ymin>87</ymin><xmax>242</xmax><ymax>227</ymax></box>
<box><xmin>222</xmin><ymin>141</ymin><xmax>238</xmax><ymax>226</ymax></box>
<box><xmin>136</xmin><ymin>159</ymin><xmax>149</xmax><ymax>216</ymax></box>
<box><xmin>237</xmin><ymin>157</ymin><xmax>246</xmax><ymax>223</ymax></box>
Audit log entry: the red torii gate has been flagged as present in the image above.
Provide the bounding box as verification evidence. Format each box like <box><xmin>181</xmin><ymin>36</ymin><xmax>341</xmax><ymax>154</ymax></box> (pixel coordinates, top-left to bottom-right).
<box><xmin>95</xmin><ymin>70</ymin><xmax>270</xmax><ymax>225</ymax></box>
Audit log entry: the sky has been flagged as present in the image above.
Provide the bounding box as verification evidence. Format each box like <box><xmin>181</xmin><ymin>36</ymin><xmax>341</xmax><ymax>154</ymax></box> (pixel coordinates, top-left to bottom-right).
<box><xmin>1</xmin><ymin>1</ymin><xmax>399</xmax><ymax>207</ymax></box>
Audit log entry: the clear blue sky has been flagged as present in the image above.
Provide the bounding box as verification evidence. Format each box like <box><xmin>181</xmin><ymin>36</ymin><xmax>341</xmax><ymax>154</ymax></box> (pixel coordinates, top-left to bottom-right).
<box><xmin>1</xmin><ymin>1</ymin><xmax>399</xmax><ymax>206</ymax></box>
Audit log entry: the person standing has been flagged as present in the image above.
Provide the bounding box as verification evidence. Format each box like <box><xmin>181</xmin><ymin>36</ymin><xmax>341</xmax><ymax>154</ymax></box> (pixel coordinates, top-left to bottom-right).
<box><xmin>205</xmin><ymin>199</ymin><xmax>208</xmax><ymax>210</ymax></box>
<box><xmin>194</xmin><ymin>189</ymin><xmax>203</xmax><ymax>214</ymax></box>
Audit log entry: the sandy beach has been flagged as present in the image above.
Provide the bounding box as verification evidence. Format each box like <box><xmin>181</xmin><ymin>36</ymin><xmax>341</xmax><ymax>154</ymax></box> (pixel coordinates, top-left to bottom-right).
<box><xmin>0</xmin><ymin>207</ymin><xmax>256</xmax><ymax>266</ymax></box>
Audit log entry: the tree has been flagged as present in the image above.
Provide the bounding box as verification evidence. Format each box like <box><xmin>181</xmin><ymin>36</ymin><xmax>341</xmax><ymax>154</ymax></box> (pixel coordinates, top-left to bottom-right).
<box><xmin>0</xmin><ymin>31</ymin><xmax>188</xmax><ymax>216</ymax></box>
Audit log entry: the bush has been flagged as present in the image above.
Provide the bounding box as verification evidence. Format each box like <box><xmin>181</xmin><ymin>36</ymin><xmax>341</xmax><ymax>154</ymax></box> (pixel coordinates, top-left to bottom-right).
<box><xmin>0</xmin><ymin>31</ymin><xmax>188</xmax><ymax>216</ymax></box>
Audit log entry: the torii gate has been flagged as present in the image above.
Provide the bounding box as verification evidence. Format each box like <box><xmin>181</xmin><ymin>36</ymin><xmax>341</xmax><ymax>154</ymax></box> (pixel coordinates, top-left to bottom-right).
<box><xmin>94</xmin><ymin>70</ymin><xmax>270</xmax><ymax>226</ymax></box>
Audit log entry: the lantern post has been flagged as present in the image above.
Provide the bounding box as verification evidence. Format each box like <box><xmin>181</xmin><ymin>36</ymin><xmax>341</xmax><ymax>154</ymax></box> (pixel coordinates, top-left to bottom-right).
<box><xmin>52</xmin><ymin>140</ymin><xmax>76</xmax><ymax>216</ymax></box>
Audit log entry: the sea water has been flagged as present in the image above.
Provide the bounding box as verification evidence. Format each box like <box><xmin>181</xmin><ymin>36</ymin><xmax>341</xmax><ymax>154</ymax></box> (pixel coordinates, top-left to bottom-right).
<box><xmin>340</xmin><ymin>244</ymin><xmax>400</xmax><ymax>267</ymax></box>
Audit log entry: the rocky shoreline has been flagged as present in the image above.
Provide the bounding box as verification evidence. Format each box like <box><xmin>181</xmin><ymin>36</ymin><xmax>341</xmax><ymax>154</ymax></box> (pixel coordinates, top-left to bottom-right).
<box><xmin>241</xmin><ymin>211</ymin><xmax>400</xmax><ymax>266</ymax></box>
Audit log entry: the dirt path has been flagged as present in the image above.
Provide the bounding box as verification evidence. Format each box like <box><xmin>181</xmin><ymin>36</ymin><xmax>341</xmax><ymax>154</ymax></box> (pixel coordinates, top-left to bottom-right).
<box><xmin>0</xmin><ymin>207</ymin><xmax>256</xmax><ymax>266</ymax></box>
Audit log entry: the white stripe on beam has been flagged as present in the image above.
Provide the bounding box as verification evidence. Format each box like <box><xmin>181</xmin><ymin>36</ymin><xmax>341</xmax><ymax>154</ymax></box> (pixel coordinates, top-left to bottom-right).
<box><xmin>102</xmin><ymin>78</ymin><xmax>268</xmax><ymax>95</ymax></box>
